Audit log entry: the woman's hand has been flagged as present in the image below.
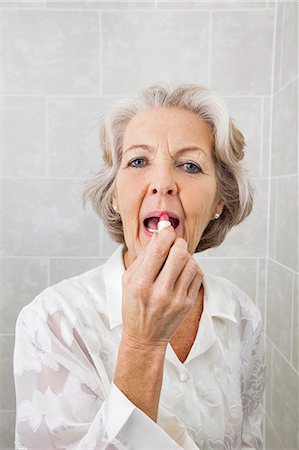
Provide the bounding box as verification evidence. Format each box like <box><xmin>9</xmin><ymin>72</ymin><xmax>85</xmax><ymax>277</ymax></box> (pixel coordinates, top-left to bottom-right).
<box><xmin>121</xmin><ymin>226</ymin><xmax>203</xmax><ymax>350</ymax></box>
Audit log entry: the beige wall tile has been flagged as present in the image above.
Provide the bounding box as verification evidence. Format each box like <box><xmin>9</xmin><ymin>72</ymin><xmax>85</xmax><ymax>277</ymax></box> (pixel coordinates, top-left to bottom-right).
<box><xmin>1</xmin><ymin>1</ymin><xmax>44</xmax><ymax>8</ymax></box>
<box><xmin>268</xmin><ymin>178</ymin><xmax>277</xmax><ymax>260</ymax></box>
<box><xmin>0</xmin><ymin>411</ymin><xmax>15</xmax><ymax>450</ymax></box>
<box><xmin>292</xmin><ymin>274</ymin><xmax>298</xmax><ymax>371</ymax></box>
<box><xmin>262</xmin><ymin>96</ymin><xmax>271</xmax><ymax>178</ymax></box>
<box><xmin>0</xmin><ymin>258</ymin><xmax>48</xmax><ymax>334</ymax></box>
<box><xmin>196</xmin><ymin>257</ymin><xmax>257</xmax><ymax>301</ymax></box>
<box><xmin>271</xmin><ymin>346</ymin><xmax>298</xmax><ymax>449</ymax></box>
<box><xmin>3</xmin><ymin>179</ymin><xmax>101</xmax><ymax>257</ymax></box>
<box><xmin>273</xmin><ymin>2</ymin><xmax>284</xmax><ymax>93</ymax></box>
<box><xmin>265</xmin><ymin>337</ymin><xmax>272</xmax><ymax>420</ymax></box>
<box><xmin>208</xmin><ymin>178</ymin><xmax>268</xmax><ymax>257</ymax></box>
<box><xmin>258</xmin><ymin>258</ymin><xmax>266</xmax><ymax>322</ymax></box>
<box><xmin>211</xmin><ymin>9</ymin><xmax>274</xmax><ymax>95</ymax></box>
<box><xmin>101</xmin><ymin>222</ymin><xmax>119</xmax><ymax>257</ymax></box>
<box><xmin>3</xmin><ymin>10</ymin><xmax>99</xmax><ymax>95</ymax></box>
<box><xmin>102</xmin><ymin>10</ymin><xmax>209</xmax><ymax>95</ymax></box>
<box><xmin>267</xmin><ymin>259</ymin><xmax>293</xmax><ymax>360</ymax></box>
<box><xmin>281</xmin><ymin>0</ymin><xmax>298</xmax><ymax>88</ymax></box>
<box><xmin>265</xmin><ymin>415</ymin><xmax>284</xmax><ymax>450</ymax></box>
<box><xmin>48</xmin><ymin>97</ymin><xmax>111</xmax><ymax>177</ymax></box>
<box><xmin>275</xmin><ymin>176</ymin><xmax>298</xmax><ymax>272</ymax></box>
<box><xmin>157</xmin><ymin>1</ymin><xmax>268</xmax><ymax>9</ymax></box>
<box><xmin>3</xmin><ymin>96</ymin><xmax>47</xmax><ymax>178</ymax></box>
<box><xmin>0</xmin><ymin>335</ymin><xmax>15</xmax><ymax>410</ymax></box>
<box><xmin>49</xmin><ymin>257</ymin><xmax>105</xmax><ymax>284</ymax></box>
<box><xmin>46</xmin><ymin>1</ymin><xmax>155</xmax><ymax>8</ymax></box>
<box><xmin>271</xmin><ymin>78</ymin><xmax>298</xmax><ymax>177</ymax></box>
<box><xmin>0</xmin><ymin>180</ymin><xmax>3</xmax><ymax>258</ymax></box>
<box><xmin>225</xmin><ymin>96</ymin><xmax>262</xmax><ymax>178</ymax></box>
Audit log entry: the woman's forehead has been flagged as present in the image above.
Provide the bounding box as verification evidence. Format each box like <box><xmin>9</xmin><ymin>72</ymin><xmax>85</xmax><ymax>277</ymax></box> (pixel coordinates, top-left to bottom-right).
<box><xmin>123</xmin><ymin>107</ymin><xmax>214</xmax><ymax>152</ymax></box>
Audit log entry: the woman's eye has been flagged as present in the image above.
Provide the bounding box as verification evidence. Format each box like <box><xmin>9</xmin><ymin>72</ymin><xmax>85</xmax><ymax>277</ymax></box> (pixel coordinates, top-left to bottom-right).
<box><xmin>182</xmin><ymin>162</ymin><xmax>201</xmax><ymax>174</ymax></box>
<box><xmin>128</xmin><ymin>158</ymin><xmax>147</xmax><ymax>168</ymax></box>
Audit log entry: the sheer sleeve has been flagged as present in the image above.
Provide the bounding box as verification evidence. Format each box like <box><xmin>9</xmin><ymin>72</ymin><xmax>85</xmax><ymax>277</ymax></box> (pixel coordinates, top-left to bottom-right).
<box><xmin>240</xmin><ymin>311</ymin><xmax>266</xmax><ymax>450</ymax></box>
<box><xmin>13</xmin><ymin>304</ymin><xmax>187</xmax><ymax>450</ymax></box>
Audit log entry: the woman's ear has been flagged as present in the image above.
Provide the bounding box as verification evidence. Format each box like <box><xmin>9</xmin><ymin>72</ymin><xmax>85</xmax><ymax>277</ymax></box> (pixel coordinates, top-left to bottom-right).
<box><xmin>213</xmin><ymin>199</ymin><xmax>224</xmax><ymax>220</ymax></box>
<box><xmin>112</xmin><ymin>194</ymin><xmax>119</xmax><ymax>213</ymax></box>
<box><xmin>217</xmin><ymin>199</ymin><xmax>224</xmax><ymax>216</ymax></box>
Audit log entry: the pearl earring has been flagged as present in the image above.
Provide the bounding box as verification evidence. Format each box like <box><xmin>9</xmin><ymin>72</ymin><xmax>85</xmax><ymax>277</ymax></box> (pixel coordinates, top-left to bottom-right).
<box><xmin>214</xmin><ymin>213</ymin><xmax>220</xmax><ymax>219</ymax></box>
<box><xmin>113</xmin><ymin>204</ymin><xmax>119</xmax><ymax>213</ymax></box>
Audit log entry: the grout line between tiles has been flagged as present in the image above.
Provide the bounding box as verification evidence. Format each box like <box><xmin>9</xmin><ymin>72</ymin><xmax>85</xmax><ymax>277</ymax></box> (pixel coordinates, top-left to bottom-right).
<box><xmin>154</xmin><ymin>7</ymin><xmax>273</xmax><ymax>13</ymax></box>
<box><xmin>45</xmin><ymin>96</ymin><xmax>49</xmax><ymax>177</ymax></box>
<box><xmin>0</xmin><ymin>7</ymin><xmax>3</xmax><ymax>260</ymax></box>
<box><xmin>3</xmin><ymin>254</ymin><xmax>263</xmax><ymax>260</ymax></box>
<box><xmin>99</xmin><ymin>11</ymin><xmax>102</xmax><ymax>96</ymax></box>
<box><xmin>273</xmin><ymin>73</ymin><xmax>298</xmax><ymax>97</ymax></box>
<box><xmin>47</xmin><ymin>257</ymin><xmax>50</xmax><ymax>287</ymax></box>
<box><xmin>3</xmin><ymin>93</ymin><xmax>273</xmax><ymax>98</ymax></box>
<box><xmin>272</xmin><ymin>178</ymin><xmax>277</xmax><ymax>261</ymax></box>
<box><xmin>99</xmin><ymin>222</ymin><xmax>103</xmax><ymax>256</ymax></box>
<box><xmin>3</xmin><ymin>94</ymin><xmax>114</xmax><ymax>98</ymax></box>
<box><xmin>256</xmin><ymin>258</ymin><xmax>260</xmax><ymax>307</ymax></box>
<box><xmin>264</xmin><ymin>0</ymin><xmax>278</xmax><ymax>355</ymax></box>
<box><xmin>268</xmin><ymin>256</ymin><xmax>298</xmax><ymax>276</ymax></box>
<box><xmin>3</xmin><ymin>255</ymin><xmax>105</xmax><ymax>260</ymax></box>
<box><xmin>290</xmin><ymin>273</ymin><xmax>295</xmax><ymax>366</ymax></box>
<box><xmin>270</xmin><ymin>336</ymin><xmax>299</xmax><ymax>375</ymax></box>
<box><xmin>40</xmin><ymin>7</ymin><xmax>159</xmax><ymax>12</ymax></box>
<box><xmin>278</xmin><ymin>0</ymin><xmax>285</xmax><ymax>91</ymax></box>
<box><xmin>2</xmin><ymin>176</ymin><xmax>91</xmax><ymax>180</ymax></box>
<box><xmin>260</xmin><ymin>97</ymin><xmax>264</xmax><ymax>178</ymax></box>
<box><xmin>208</xmin><ymin>11</ymin><xmax>212</xmax><ymax>86</ymax></box>
<box><xmin>264</xmin><ymin>413</ymin><xmax>285</xmax><ymax>450</ymax></box>
<box><xmin>0</xmin><ymin>7</ymin><xmax>2</xmax><ymax>182</ymax></box>
<box><xmin>267</xmin><ymin>336</ymin><xmax>274</xmax><ymax>427</ymax></box>
<box><xmin>270</xmin><ymin>172</ymin><xmax>298</xmax><ymax>179</ymax></box>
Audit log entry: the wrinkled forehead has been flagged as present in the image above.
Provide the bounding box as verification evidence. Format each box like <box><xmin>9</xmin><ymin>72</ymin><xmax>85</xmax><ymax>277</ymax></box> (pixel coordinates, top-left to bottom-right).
<box><xmin>122</xmin><ymin>107</ymin><xmax>214</xmax><ymax>155</ymax></box>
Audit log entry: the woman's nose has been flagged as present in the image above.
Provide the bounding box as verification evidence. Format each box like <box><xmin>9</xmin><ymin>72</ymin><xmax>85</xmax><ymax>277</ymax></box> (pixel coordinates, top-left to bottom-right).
<box><xmin>148</xmin><ymin>166</ymin><xmax>178</xmax><ymax>196</ymax></box>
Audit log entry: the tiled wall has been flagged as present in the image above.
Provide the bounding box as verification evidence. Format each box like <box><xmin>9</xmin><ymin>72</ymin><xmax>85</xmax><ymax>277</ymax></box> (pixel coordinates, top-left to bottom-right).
<box><xmin>0</xmin><ymin>1</ymin><xmax>297</xmax><ymax>449</ymax></box>
<box><xmin>265</xmin><ymin>1</ymin><xmax>298</xmax><ymax>449</ymax></box>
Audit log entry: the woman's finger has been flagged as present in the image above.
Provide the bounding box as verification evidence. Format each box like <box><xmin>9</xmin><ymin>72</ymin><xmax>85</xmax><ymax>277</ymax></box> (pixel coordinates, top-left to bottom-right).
<box><xmin>186</xmin><ymin>270</ymin><xmax>203</xmax><ymax>303</ymax></box>
<box><xmin>155</xmin><ymin>237</ymin><xmax>190</xmax><ymax>289</ymax></box>
<box><xmin>133</xmin><ymin>226</ymin><xmax>177</xmax><ymax>283</ymax></box>
<box><xmin>174</xmin><ymin>257</ymin><xmax>200</xmax><ymax>299</ymax></box>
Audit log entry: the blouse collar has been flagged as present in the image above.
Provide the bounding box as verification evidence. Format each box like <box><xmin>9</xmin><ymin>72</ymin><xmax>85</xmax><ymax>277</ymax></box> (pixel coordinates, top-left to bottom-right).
<box><xmin>104</xmin><ymin>244</ymin><xmax>238</xmax><ymax>333</ymax></box>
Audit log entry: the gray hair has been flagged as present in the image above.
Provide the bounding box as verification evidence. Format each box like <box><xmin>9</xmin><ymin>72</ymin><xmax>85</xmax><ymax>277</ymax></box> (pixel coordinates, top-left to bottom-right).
<box><xmin>82</xmin><ymin>83</ymin><xmax>253</xmax><ymax>253</ymax></box>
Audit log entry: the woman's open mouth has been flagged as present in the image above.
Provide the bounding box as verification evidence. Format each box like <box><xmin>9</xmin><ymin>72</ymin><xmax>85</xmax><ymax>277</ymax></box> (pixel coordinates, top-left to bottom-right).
<box><xmin>143</xmin><ymin>212</ymin><xmax>180</xmax><ymax>236</ymax></box>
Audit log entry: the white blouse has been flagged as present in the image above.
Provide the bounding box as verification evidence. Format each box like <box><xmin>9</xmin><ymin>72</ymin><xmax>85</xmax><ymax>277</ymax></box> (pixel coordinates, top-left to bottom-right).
<box><xmin>14</xmin><ymin>244</ymin><xmax>265</xmax><ymax>450</ymax></box>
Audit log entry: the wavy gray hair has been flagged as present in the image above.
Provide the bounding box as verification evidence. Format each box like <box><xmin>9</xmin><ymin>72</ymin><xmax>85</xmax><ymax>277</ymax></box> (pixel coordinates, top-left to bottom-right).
<box><xmin>82</xmin><ymin>83</ymin><xmax>253</xmax><ymax>253</ymax></box>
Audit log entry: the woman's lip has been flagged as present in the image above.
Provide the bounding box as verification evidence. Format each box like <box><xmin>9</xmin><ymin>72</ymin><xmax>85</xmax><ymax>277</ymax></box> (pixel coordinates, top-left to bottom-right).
<box><xmin>142</xmin><ymin>210</ymin><xmax>180</xmax><ymax>221</ymax></box>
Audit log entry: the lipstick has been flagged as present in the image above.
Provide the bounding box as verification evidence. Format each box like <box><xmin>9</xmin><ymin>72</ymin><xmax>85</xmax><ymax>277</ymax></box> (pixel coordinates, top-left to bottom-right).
<box><xmin>157</xmin><ymin>213</ymin><xmax>171</xmax><ymax>233</ymax></box>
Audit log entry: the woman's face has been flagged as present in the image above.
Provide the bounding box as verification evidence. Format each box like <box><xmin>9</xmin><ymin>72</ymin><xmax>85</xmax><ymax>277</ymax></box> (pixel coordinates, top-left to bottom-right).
<box><xmin>113</xmin><ymin>107</ymin><xmax>223</xmax><ymax>268</ymax></box>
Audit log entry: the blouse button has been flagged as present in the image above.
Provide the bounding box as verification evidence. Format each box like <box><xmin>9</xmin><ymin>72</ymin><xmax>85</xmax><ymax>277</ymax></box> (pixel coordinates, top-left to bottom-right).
<box><xmin>179</xmin><ymin>371</ymin><xmax>188</xmax><ymax>382</ymax></box>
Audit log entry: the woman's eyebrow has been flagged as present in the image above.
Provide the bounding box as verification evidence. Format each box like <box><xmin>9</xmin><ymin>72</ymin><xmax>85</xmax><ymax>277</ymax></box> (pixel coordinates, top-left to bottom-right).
<box><xmin>124</xmin><ymin>144</ymin><xmax>208</xmax><ymax>158</ymax></box>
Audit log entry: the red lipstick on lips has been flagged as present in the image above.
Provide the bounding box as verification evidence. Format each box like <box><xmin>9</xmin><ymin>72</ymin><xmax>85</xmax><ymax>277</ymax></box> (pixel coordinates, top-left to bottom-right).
<box><xmin>159</xmin><ymin>212</ymin><xmax>170</xmax><ymax>222</ymax></box>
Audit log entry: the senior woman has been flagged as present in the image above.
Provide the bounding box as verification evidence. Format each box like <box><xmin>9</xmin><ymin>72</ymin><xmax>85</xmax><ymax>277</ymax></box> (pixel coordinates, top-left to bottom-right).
<box><xmin>14</xmin><ymin>83</ymin><xmax>265</xmax><ymax>450</ymax></box>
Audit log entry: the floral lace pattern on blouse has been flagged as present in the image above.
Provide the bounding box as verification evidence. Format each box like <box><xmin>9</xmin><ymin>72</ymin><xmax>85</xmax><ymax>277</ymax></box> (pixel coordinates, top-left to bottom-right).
<box><xmin>14</xmin><ymin>245</ymin><xmax>265</xmax><ymax>450</ymax></box>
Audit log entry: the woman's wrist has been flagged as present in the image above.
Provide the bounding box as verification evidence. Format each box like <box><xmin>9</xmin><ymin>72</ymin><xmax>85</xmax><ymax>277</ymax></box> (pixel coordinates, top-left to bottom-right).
<box><xmin>120</xmin><ymin>331</ymin><xmax>168</xmax><ymax>354</ymax></box>
<box><xmin>114</xmin><ymin>332</ymin><xmax>167</xmax><ymax>422</ymax></box>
